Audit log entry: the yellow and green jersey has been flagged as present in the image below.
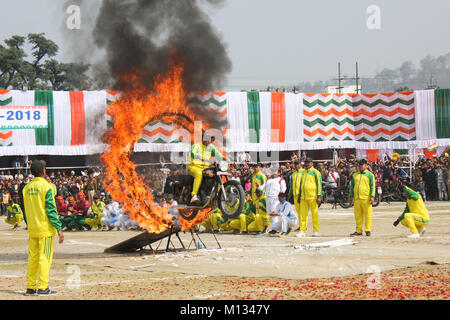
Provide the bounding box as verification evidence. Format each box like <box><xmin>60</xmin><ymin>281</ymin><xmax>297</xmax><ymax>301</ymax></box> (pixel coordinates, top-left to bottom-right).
<box><xmin>255</xmin><ymin>195</ymin><xmax>267</xmax><ymax>215</ymax></box>
<box><xmin>91</xmin><ymin>201</ymin><xmax>106</xmax><ymax>217</ymax></box>
<box><xmin>349</xmin><ymin>169</ymin><xmax>376</xmax><ymax>200</ymax></box>
<box><xmin>299</xmin><ymin>167</ymin><xmax>322</xmax><ymax>200</ymax></box>
<box><xmin>398</xmin><ymin>186</ymin><xmax>430</xmax><ymax>223</ymax></box>
<box><xmin>289</xmin><ymin>169</ymin><xmax>305</xmax><ymax>198</ymax></box>
<box><xmin>7</xmin><ymin>203</ymin><xmax>22</xmax><ymax>219</ymax></box>
<box><xmin>251</xmin><ymin>171</ymin><xmax>267</xmax><ymax>198</ymax></box>
<box><xmin>23</xmin><ymin>177</ymin><xmax>62</xmax><ymax>238</ymax></box>
<box><xmin>238</xmin><ymin>200</ymin><xmax>256</xmax><ymax>220</ymax></box>
<box><xmin>189</xmin><ymin>142</ymin><xmax>224</xmax><ymax>168</ymax></box>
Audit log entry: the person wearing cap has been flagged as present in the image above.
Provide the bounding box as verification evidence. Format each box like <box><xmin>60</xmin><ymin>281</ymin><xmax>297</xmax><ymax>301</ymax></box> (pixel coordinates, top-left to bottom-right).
<box><xmin>289</xmin><ymin>160</ymin><xmax>304</xmax><ymax>230</ymax></box>
<box><xmin>23</xmin><ymin>160</ymin><xmax>63</xmax><ymax>296</ymax></box>
<box><xmin>393</xmin><ymin>184</ymin><xmax>430</xmax><ymax>238</ymax></box>
<box><xmin>251</xmin><ymin>164</ymin><xmax>267</xmax><ymax>204</ymax></box>
<box><xmin>188</xmin><ymin>133</ymin><xmax>224</xmax><ymax>204</ymax></box>
<box><xmin>259</xmin><ymin>170</ymin><xmax>286</xmax><ymax>227</ymax></box>
<box><xmin>349</xmin><ymin>159</ymin><xmax>376</xmax><ymax>237</ymax></box>
<box><xmin>270</xmin><ymin>193</ymin><xmax>298</xmax><ymax>236</ymax></box>
<box><xmin>247</xmin><ymin>188</ymin><xmax>270</xmax><ymax>234</ymax></box>
<box><xmin>85</xmin><ymin>195</ymin><xmax>106</xmax><ymax>231</ymax></box>
<box><xmin>297</xmin><ymin>158</ymin><xmax>322</xmax><ymax>237</ymax></box>
<box><xmin>5</xmin><ymin>198</ymin><xmax>23</xmax><ymax>230</ymax></box>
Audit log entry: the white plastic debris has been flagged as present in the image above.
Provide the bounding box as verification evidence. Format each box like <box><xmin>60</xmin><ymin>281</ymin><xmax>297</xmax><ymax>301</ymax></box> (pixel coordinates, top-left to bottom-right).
<box><xmin>129</xmin><ymin>264</ymin><xmax>156</xmax><ymax>269</ymax></box>
<box><xmin>294</xmin><ymin>238</ymin><xmax>357</xmax><ymax>251</ymax></box>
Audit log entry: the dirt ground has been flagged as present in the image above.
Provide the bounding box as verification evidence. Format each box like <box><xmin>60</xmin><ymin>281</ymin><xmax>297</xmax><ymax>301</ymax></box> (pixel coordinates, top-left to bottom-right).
<box><xmin>0</xmin><ymin>201</ymin><xmax>449</xmax><ymax>300</ymax></box>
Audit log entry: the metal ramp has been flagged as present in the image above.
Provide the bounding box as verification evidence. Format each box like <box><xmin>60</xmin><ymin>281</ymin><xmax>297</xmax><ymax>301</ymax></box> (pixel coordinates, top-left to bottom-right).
<box><xmin>104</xmin><ymin>226</ymin><xmax>221</xmax><ymax>254</ymax></box>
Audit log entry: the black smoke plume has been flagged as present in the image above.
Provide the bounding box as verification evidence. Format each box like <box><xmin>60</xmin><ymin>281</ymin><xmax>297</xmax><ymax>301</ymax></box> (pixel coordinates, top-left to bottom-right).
<box><xmin>92</xmin><ymin>0</ymin><xmax>232</xmax><ymax>92</ymax></box>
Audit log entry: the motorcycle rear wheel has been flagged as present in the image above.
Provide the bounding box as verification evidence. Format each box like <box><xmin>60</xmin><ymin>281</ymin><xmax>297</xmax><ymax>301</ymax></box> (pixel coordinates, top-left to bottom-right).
<box><xmin>339</xmin><ymin>189</ymin><xmax>352</xmax><ymax>208</ymax></box>
<box><xmin>179</xmin><ymin>209</ymin><xmax>199</xmax><ymax>221</ymax></box>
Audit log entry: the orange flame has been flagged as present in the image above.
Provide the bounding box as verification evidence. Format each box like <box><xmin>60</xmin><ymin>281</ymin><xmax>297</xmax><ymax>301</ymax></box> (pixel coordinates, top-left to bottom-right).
<box><xmin>101</xmin><ymin>58</ymin><xmax>200</xmax><ymax>233</ymax></box>
<box><xmin>178</xmin><ymin>208</ymin><xmax>215</xmax><ymax>232</ymax></box>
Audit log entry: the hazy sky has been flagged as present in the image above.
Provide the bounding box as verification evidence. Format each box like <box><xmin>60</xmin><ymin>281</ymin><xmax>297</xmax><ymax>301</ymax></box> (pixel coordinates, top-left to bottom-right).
<box><xmin>1</xmin><ymin>0</ymin><xmax>449</xmax><ymax>90</ymax></box>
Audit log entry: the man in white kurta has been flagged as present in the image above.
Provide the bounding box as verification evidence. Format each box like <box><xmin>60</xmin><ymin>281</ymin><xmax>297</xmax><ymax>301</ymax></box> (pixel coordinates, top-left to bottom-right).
<box><xmin>260</xmin><ymin>171</ymin><xmax>287</xmax><ymax>226</ymax></box>
<box><xmin>270</xmin><ymin>193</ymin><xmax>298</xmax><ymax>236</ymax></box>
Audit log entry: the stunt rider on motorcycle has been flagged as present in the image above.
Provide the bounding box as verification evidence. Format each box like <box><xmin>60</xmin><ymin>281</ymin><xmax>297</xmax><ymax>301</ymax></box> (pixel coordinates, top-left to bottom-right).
<box><xmin>188</xmin><ymin>134</ymin><xmax>224</xmax><ymax>204</ymax></box>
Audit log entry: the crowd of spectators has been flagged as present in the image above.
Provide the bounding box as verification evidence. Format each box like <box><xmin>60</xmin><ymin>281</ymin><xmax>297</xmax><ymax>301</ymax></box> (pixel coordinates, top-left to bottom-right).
<box><xmin>2</xmin><ymin>152</ymin><xmax>450</xmax><ymax>231</ymax></box>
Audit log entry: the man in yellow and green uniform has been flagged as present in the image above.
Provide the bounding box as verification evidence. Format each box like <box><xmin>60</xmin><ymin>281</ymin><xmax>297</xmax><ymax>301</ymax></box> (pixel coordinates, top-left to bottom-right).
<box><xmin>248</xmin><ymin>189</ymin><xmax>270</xmax><ymax>234</ymax></box>
<box><xmin>349</xmin><ymin>159</ymin><xmax>376</xmax><ymax>237</ymax></box>
<box><xmin>289</xmin><ymin>160</ymin><xmax>304</xmax><ymax>230</ymax></box>
<box><xmin>201</xmin><ymin>208</ymin><xmax>230</xmax><ymax>232</ymax></box>
<box><xmin>23</xmin><ymin>160</ymin><xmax>64</xmax><ymax>296</ymax></box>
<box><xmin>297</xmin><ymin>158</ymin><xmax>322</xmax><ymax>237</ymax></box>
<box><xmin>251</xmin><ymin>164</ymin><xmax>267</xmax><ymax>204</ymax></box>
<box><xmin>188</xmin><ymin>134</ymin><xmax>224</xmax><ymax>204</ymax></box>
<box><xmin>393</xmin><ymin>185</ymin><xmax>430</xmax><ymax>238</ymax></box>
<box><xmin>229</xmin><ymin>193</ymin><xmax>256</xmax><ymax>234</ymax></box>
<box><xmin>5</xmin><ymin>198</ymin><xmax>24</xmax><ymax>230</ymax></box>
<box><xmin>85</xmin><ymin>195</ymin><xmax>106</xmax><ymax>231</ymax></box>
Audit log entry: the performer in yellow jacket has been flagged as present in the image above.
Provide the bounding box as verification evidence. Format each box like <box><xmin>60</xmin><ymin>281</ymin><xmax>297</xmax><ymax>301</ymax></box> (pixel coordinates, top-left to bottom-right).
<box><xmin>393</xmin><ymin>185</ymin><xmax>430</xmax><ymax>238</ymax></box>
<box><xmin>201</xmin><ymin>208</ymin><xmax>231</xmax><ymax>232</ymax></box>
<box><xmin>297</xmin><ymin>158</ymin><xmax>322</xmax><ymax>237</ymax></box>
<box><xmin>251</xmin><ymin>164</ymin><xmax>267</xmax><ymax>204</ymax></box>
<box><xmin>229</xmin><ymin>193</ymin><xmax>256</xmax><ymax>234</ymax></box>
<box><xmin>349</xmin><ymin>159</ymin><xmax>376</xmax><ymax>236</ymax></box>
<box><xmin>23</xmin><ymin>160</ymin><xmax>64</xmax><ymax>296</ymax></box>
<box><xmin>85</xmin><ymin>195</ymin><xmax>106</xmax><ymax>231</ymax></box>
<box><xmin>289</xmin><ymin>160</ymin><xmax>304</xmax><ymax>230</ymax></box>
<box><xmin>248</xmin><ymin>189</ymin><xmax>270</xmax><ymax>234</ymax></box>
<box><xmin>5</xmin><ymin>199</ymin><xmax>24</xmax><ymax>230</ymax></box>
<box><xmin>188</xmin><ymin>134</ymin><xmax>224</xmax><ymax>204</ymax></box>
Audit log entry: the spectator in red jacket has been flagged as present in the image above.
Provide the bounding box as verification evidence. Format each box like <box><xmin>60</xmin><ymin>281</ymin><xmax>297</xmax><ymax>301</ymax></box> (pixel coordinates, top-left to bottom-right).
<box><xmin>56</xmin><ymin>196</ymin><xmax>68</xmax><ymax>217</ymax></box>
<box><xmin>75</xmin><ymin>192</ymin><xmax>91</xmax><ymax>216</ymax></box>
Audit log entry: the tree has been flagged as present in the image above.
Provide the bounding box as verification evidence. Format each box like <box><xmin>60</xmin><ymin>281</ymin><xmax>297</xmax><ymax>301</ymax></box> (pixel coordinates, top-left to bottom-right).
<box><xmin>0</xmin><ymin>36</ymin><xmax>27</xmax><ymax>89</ymax></box>
<box><xmin>395</xmin><ymin>86</ymin><xmax>411</xmax><ymax>92</ymax></box>
<box><xmin>0</xmin><ymin>33</ymin><xmax>92</xmax><ymax>90</ymax></box>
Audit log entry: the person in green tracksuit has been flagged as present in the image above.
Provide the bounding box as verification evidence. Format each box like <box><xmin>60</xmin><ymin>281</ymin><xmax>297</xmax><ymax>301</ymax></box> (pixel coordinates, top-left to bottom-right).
<box><xmin>201</xmin><ymin>208</ymin><xmax>230</xmax><ymax>232</ymax></box>
<box><xmin>188</xmin><ymin>134</ymin><xmax>224</xmax><ymax>204</ymax></box>
<box><xmin>289</xmin><ymin>160</ymin><xmax>304</xmax><ymax>230</ymax></box>
<box><xmin>228</xmin><ymin>193</ymin><xmax>256</xmax><ymax>234</ymax></box>
<box><xmin>393</xmin><ymin>185</ymin><xmax>430</xmax><ymax>238</ymax></box>
<box><xmin>23</xmin><ymin>160</ymin><xmax>63</xmax><ymax>296</ymax></box>
<box><xmin>247</xmin><ymin>189</ymin><xmax>270</xmax><ymax>234</ymax></box>
<box><xmin>251</xmin><ymin>164</ymin><xmax>267</xmax><ymax>204</ymax></box>
<box><xmin>349</xmin><ymin>159</ymin><xmax>376</xmax><ymax>237</ymax></box>
<box><xmin>5</xmin><ymin>199</ymin><xmax>24</xmax><ymax>230</ymax></box>
<box><xmin>85</xmin><ymin>195</ymin><xmax>106</xmax><ymax>231</ymax></box>
<box><xmin>297</xmin><ymin>158</ymin><xmax>322</xmax><ymax>237</ymax></box>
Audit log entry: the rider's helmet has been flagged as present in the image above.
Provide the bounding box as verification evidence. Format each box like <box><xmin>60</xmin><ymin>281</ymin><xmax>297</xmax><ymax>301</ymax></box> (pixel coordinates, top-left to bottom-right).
<box><xmin>202</xmin><ymin>132</ymin><xmax>214</xmax><ymax>145</ymax></box>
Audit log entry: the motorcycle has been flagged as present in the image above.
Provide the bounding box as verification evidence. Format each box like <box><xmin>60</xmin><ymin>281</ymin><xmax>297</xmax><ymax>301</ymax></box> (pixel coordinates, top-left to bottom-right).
<box><xmin>164</xmin><ymin>160</ymin><xmax>245</xmax><ymax>221</ymax></box>
<box><xmin>320</xmin><ymin>182</ymin><xmax>381</xmax><ymax>209</ymax></box>
<box><xmin>318</xmin><ymin>182</ymin><xmax>353</xmax><ymax>209</ymax></box>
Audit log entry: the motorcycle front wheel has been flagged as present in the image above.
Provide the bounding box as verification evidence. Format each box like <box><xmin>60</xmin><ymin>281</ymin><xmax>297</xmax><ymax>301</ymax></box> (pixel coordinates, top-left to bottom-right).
<box><xmin>218</xmin><ymin>180</ymin><xmax>245</xmax><ymax>220</ymax></box>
